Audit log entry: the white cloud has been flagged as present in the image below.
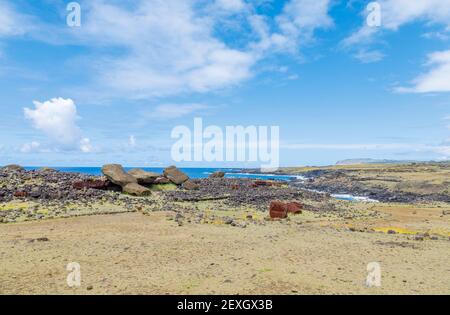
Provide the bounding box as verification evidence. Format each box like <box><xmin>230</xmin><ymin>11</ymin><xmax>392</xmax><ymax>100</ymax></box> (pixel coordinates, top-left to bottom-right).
<box><xmin>342</xmin><ymin>0</ymin><xmax>450</xmax><ymax>63</ymax></box>
<box><xmin>24</xmin><ymin>98</ymin><xmax>92</xmax><ymax>152</ymax></box>
<box><xmin>377</xmin><ymin>0</ymin><xmax>450</xmax><ymax>31</ymax></box>
<box><xmin>346</xmin><ymin>0</ymin><xmax>450</xmax><ymax>44</ymax></box>
<box><xmin>76</xmin><ymin>0</ymin><xmax>258</xmax><ymax>98</ymax></box>
<box><xmin>396</xmin><ymin>50</ymin><xmax>450</xmax><ymax>93</ymax></box>
<box><xmin>64</xmin><ymin>0</ymin><xmax>333</xmax><ymax>99</ymax></box>
<box><xmin>277</xmin><ymin>0</ymin><xmax>333</xmax><ymax>39</ymax></box>
<box><xmin>251</xmin><ymin>0</ymin><xmax>333</xmax><ymax>53</ymax></box>
<box><xmin>1</xmin><ymin>0</ymin><xmax>334</xmax><ymax>100</ymax></box>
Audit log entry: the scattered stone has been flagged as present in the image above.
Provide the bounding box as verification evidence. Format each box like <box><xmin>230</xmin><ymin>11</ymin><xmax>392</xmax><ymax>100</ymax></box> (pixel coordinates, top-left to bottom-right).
<box><xmin>224</xmin><ymin>218</ymin><xmax>234</xmax><ymax>225</ymax></box>
<box><xmin>163</xmin><ymin>166</ymin><xmax>189</xmax><ymax>185</ymax></box>
<box><xmin>122</xmin><ymin>183</ymin><xmax>152</xmax><ymax>196</ymax></box>
<box><xmin>128</xmin><ymin>169</ymin><xmax>159</xmax><ymax>185</ymax></box>
<box><xmin>13</xmin><ymin>191</ymin><xmax>28</xmax><ymax>198</ymax></box>
<box><xmin>102</xmin><ymin>164</ymin><xmax>137</xmax><ymax>186</ymax></box>
<box><xmin>29</xmin><ymin>188</ymin><xmax>42</xmax><ymax>199</ymax></box>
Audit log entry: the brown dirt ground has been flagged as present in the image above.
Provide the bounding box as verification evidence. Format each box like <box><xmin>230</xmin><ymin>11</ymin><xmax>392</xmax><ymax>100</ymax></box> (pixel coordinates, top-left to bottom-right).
<box><xmin>1</xmin><ymin>210</ymin><xmax>449</xmax><ymax>295</ymax></box>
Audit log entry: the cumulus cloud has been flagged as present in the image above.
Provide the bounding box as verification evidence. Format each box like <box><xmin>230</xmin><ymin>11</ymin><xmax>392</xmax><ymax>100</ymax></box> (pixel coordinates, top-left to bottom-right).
<box><xmin>23</xmin><ymin>98</ymin><xmax>92</xmax><ymax>152</ymax></box>
<box><xmin>396</xmin><ymin>50</ymin><xmax>450</xmax><ymax>93</ymax></box>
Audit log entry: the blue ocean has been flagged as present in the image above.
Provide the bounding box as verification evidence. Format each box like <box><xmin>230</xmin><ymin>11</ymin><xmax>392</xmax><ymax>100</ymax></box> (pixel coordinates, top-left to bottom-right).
<box><xmin>24</xmin><ymin>167</ymin><xmax>299</xmax><ymax>182</ymax></box>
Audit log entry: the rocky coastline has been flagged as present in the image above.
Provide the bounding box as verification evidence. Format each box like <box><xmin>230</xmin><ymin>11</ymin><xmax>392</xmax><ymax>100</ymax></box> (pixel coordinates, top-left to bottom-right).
<box><xmin>289</xmin><ymin>169</ymin><xmax>450</xmax><ymax>203</ymax></box>
<box><xmin>1</xmin><ymin>163</ymin><xmax>448</xmax><ymax>225</ymax></box>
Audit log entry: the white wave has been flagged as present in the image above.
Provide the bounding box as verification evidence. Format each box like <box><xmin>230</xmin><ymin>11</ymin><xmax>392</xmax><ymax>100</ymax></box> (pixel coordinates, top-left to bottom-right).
<box><xmin>331</xmin><ymin>194</ymin><xmax>379</xmax><ymax>203</ymax></box>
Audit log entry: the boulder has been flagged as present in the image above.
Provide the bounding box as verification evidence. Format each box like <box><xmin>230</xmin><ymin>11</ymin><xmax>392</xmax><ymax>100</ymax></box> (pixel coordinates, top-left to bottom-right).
<box><xmin>128</xmin><ymin>169</ymin><xmax>160</xmax><ymax>185</ymax></box>
<box><xmin>269</xmin><ymin>201</ymin><xmax>303</xmax><ymax>218</ymax></box>
<box><xmin>73</xmin><ymin>178</ymin><xmax>111</xmax><ymax>190</ymax></box>
<box><xmin>2</xmin><ymin>164</ymin><xmax>25</xmax><ymax>172</ymax></box>
<box><xmin>209</xmin><ymin>171</ymin><xmax>225</xmax><ymax>179</ymax></box>
<box><xmin>163</xmin><ymin>166</ymin><xmax>189</xmax><ymax>185</ymax></box>
<box><xmin>101</xmin><ymin>164</ymin><xmax>137</xmax><ymax>186</ymax></box>
<box><xmin>122</xmin><ymin>183</ymin><xmax>152</xmax><ymax>196</ymax></box>
<box><xmin>286</xmin><ymin>202</ymin><xmax>303</xmax><ymax>214</ymax></box>
<box><xmin>182</xmin><ymin>180</ymin><xmax>200</xmax><ymax>190</ymax></box>
<box><xmin>269</xmin><ymin>201</ymin><xmax>288</xmax><ymax>219</ymax></box>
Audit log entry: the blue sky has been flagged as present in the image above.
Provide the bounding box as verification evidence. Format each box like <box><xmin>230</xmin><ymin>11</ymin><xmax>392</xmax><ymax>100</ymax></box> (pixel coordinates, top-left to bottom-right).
<box><xmin>0</xmin><ymin>0</ymin><xmax>449</xmax><ymax>167</ymax></box>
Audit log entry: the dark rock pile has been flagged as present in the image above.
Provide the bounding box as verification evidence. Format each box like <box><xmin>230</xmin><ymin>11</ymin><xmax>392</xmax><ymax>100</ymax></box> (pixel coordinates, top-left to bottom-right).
<box><xmin>0</xmin><ymin>167</ymin><xmax>111</xmax><ymax>203</ymax></box>
<box><xmin>163</xmin><ymin>178</ymin><xmax>326</xmax><ymax>211</ymax></box>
